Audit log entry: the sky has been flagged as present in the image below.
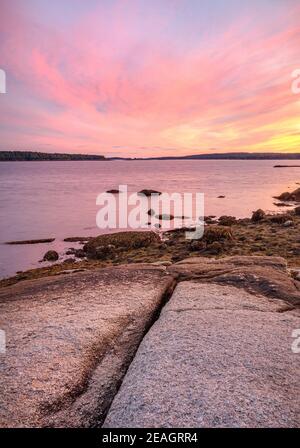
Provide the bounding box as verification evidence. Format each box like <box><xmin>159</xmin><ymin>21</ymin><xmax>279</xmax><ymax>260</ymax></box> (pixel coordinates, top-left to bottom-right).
<box><xmin>0</xmin><ymin>0</ymin><xmax>300</xmax><ymax>157</ymax></box>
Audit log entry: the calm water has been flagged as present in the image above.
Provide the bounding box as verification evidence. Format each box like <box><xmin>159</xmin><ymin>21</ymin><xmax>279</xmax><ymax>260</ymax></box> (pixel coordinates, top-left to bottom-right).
<box><xmin>0</xmin><ymin>160</ymin><xmax>299</xmax><ymax>278</ymax></box>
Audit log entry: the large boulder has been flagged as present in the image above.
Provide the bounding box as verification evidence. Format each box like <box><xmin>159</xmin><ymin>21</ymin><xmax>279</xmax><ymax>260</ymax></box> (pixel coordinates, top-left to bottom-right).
<box><xmin>274</xmin><ymin>187</ymin><xmax>300</xmax><ymax>202</ymax></box>
<box><xmin>0</xmin><ymin>265</ymin><xmax>175</xmax><ymax>427</ymax></box>
<box><xmin>43</xmin><ymin>250</ymin><xmax>59</xmax><ymax>262</ymax></box>
<box><xmin>83</xmin><ymin>231</ymin><xmax>160</xmax><ymax>259</ymax></box>
<box><xmin>104</xmin><ymin>281</ymin><xmax>300</xmax><ymax>428</ymax></box>
<box><xmin>169</xmin><ymin>255</ymin><xmax>300</xmax><ymax>306</ymax></box>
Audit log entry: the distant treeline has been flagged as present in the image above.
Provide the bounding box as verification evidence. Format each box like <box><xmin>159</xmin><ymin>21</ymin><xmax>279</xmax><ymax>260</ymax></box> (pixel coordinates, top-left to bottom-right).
<box><xmin>1</xmin><ymin>150</ymin><xmax>299</xmax><ymax>162</ymax></box>
<box><xmin>0</xmin><ymin>151</ymin><xmax>106</xmax><ymax>161</ymax></box>
<box><xmin>138</xmin><ymin>152</ymin><xmax>300</xmax><ymax>160</ymax></box>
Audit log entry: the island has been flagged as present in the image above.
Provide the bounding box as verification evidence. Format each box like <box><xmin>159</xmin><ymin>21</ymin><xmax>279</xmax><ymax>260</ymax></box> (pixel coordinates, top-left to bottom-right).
<box><xmin>0</xmin><ymin>151</ymin><xmax>106</xmax><ymax>161</ymax></box>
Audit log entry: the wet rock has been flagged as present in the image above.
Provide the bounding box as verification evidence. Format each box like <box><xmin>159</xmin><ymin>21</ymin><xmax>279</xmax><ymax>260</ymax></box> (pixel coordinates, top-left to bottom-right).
<box><xmin>43</xmin><ymin>250</ymin><xmax>59</xmax><ymax>262</ymax></box>
<box><xmin>274</xmin><ymin>187</ymin><xmax>300</xmax><ymax>202</ymax></box>
<box><xmin>106</xmin><ymin>189</ymin><xmax>120</xmax><ymax>194</ymax></box>
<box><xmin>283</xmin><ymin>220</ymin><xmax>294</xmax><ymax>227</ymax></box>
<box><xmin>203</xmin><ymin>226</ymin><xmax>233</xmax><ymax>244</ymax></box>
<box><xmin>83</xmin><ymin>231</ymin><xmax>161</xmax><ymax>259</ymax></box>
<box><xmin>273</xmin><ymin>202</ymin><xmax>293</xmax><ymax>207</ymax></box>
<box><xmin>189</xmin><ymin>240</ymin><xmax>205</xmax><ymax>251</ymax></box>
<box><xmin>294</xmin><ymin>206</ymin><xmax>300</xmax><ymax>216</ymax></box>
<box><xmin>204</xmin><ymin>216</ymin><xmax>217</xmax><ymax>224</ymax></box>
<box><xmin>66</xmin><ymin>249</ymin><xmax>76</xmax><ymax>255</ymax></box>
<box><xmin>73</xmin><ymin>249</ymin><xmax>86</xmax><ymax>258</ymax></box>
<box><xmin>138</xmin><ymin>189</ymin><xmax>162</xmax><ymax>196</ymax></box>
<box><xmin>156</xmin><ymin>214</ymin><xmax>174</xmax><ymax>221</ymax></box>
<box><xmin>63</xmin><ymin>237</ymin><xmax>91</xmax><ymax>243</ymax></box>
<box><xmin>205</xmin><ymin>241</ymin><xmax>223</xmax><ymax>255</ymax></box>
<box><xmin>218</xmin><ymin>215</ymin><xmax>237</xmax><ymax>226</ymax></box>
<box><xmin>6</xmin><ymin>238</ymin><xmax>55</xmax><ymax>245</ymax></box>
<box><xmin>251</xmin><ymin>209</ymin><xmax>265</xmax><ymax>222</ymax></box>
<box><xmin>94</xmin><ymin>244</ymin><xmax>116</xmax><ymax>260</ymax></box>
<box><xmin>274</xmin><ymin>165</ymin><xmax>300</xmax><ymax>168</ymax></box>
<box><xmin>175</xmin><ymin>215</ymin><xmax>190</xmax><ymax>220</ymax></box>
<box><xmin>268</xmin><ymin>214</ymin><xmax>292</xmax><ymax>224</ymax></box>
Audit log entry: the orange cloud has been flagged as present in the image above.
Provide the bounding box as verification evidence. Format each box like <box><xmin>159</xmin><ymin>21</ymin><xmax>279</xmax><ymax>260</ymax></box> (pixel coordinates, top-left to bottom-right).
<box><xmin>0</xmin><ymin>0</ymin><xmax>299</xmax><ymax>156</ymax></box>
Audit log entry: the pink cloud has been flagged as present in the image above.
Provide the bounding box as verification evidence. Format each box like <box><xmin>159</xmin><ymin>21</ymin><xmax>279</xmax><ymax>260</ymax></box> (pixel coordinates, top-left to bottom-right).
<box><xmin>1</xmin><ymin>0</ymin><xmax>300</xmax><ymax>156</ymax></box>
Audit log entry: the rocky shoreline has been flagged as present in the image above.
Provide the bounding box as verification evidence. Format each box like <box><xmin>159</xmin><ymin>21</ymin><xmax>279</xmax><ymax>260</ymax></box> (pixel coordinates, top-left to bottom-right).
<box><xmin>1</xmin><ymin>205</ymin><xmax>300</xmax><ymax>288</ymax></box>
<box><xmin>1</xmin><ymin>186</ymin><xmax>299</xmax><ymax>289</ymax></box>
<box><xmin>1</xmin><ymin>256</ymin><xmax>299</xmax><ymax>427</ymax></box>
<box><xmin>1</xmin><ymin>186</ymin><xmax>300</xmax><ymax>428</ymax></box>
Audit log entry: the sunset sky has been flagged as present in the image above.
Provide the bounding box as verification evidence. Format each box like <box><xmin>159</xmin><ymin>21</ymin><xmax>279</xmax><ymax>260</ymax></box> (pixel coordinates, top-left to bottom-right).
<box><xmin>0</xmin><ymin>0</ymin><xmax>300</xmax><ymax>157</ymax></box>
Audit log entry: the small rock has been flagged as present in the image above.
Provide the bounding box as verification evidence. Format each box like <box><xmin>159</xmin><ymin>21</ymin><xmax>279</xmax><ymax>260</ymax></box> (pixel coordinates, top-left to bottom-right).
<box><xmin>73</xmin><ymin>249</ymin><xmax>86</xmax><ymax>258</ymax></box>
<box><xmin>147</xmin><ymin>209</ymin><xmax>155</xmax><ymax>216</ymax></box>
<box><xmin>218</xmin><ymin>215</ymin><xmax>237</xmax><ymax>226</ymax></box>
<box><xmin>206</xmin><ymin>241</ymin><xmax>223</xmax><ymax>255</ymax></box>
<box><xmin>274</xmin><ymin>187</ymin><xmax>300</xmax><ymax>202</ymax></box>
<box><xmin>283</xmin><ymin>220</ymin><xmax>294</xmax><ymax>227</ymax></box>
<box><xmin>106</xmin><ymin>189</ymin><xmax>120</xmax><ymax>194</ymax></box>
<box><xmin>138</xmin><ymin>189</ymin><xmax>162</xmax><ymax>196</ymax></box>
<box><xmin>218</xmin><ymin>195</ymin><xmax>225</xmax><ymax>198</ymax></box>
<box><xmin>156</xmin><ymin>214</ymin><xmax>174</xmax><ymax>221</ymax></box>
<box><xmin>251</xmin><ymin>209</ymin><xmax>266</xmax><ymax>222</ymax></box>
<box><xmin>189</xmin><ymin>240</ymin><xmax>205</xmax><ymax>251</ymax></box>
<box><xmin>269</xmin><ymin>214</ymin><xmax>292</xmax><ymax>224</ymax></box>
<box><xmin>294</xmin><ymin>206</ymin><xmax>300</xmax><ymax>216</ymax></box>
<box><xmin>66</xmin><ymin>249</ymin><xmax>76</xmax><ymax>255</ymax></box>
<box><xmin>175</xmin><ymin>215</ymin><xmax>190</xmax><ymax>220</ymax></box>
<box><xmin>63</xmin><ymin>258</ymin><xmax>76</xmax><ymax>263</ymax></box>
<box><xmin>274</xmin><ymin>202</ymin><xmax>293</xmax><ymax>208</ymax></box>
<box><xmin>204</xmin><ymin>216</ymin><xmax>217</xmax><ymax>224</ymax></box>
<box><xmin>204</xmin><ymin>226</ymin><xmax>233</xmax><ymax>243</ymax></box>
<box><xmin>43</xmin><ymin>250</ymin><xmax>59</xmax><ymax>262</ymax></box>
<box><xmin>63</xmin><ymin>237</ymin><xmax>91</xmax><ymax>243</ymax></box>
